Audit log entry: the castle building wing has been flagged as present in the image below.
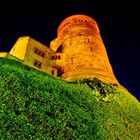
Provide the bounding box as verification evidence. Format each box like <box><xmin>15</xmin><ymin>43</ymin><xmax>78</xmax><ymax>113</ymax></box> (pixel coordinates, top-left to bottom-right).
<box><xmin>8</xmin><ymin>36</ymin><xmax>58</xmax><ymax>77</ymax></box>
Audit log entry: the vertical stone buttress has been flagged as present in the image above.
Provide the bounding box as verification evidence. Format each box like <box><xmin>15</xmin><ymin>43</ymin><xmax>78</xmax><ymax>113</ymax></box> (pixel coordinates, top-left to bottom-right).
<box><xmin>50</xmin><ymin>14</ymin><xmax>119</xmax><ymax>85</ymax></box>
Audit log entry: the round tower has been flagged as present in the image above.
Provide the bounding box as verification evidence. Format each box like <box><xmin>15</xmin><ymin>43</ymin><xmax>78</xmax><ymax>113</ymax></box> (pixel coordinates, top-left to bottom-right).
<box><xmin>50</xmin><ymin>14</ymin><xmax>119</xmax><ymax>84</ymax></box>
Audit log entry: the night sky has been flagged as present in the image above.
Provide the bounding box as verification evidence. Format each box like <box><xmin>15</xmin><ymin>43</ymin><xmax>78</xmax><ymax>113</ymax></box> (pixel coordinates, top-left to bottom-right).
<box><xmin>0</xmin><ymin>0</ymin><xmax>140</xmax><ymax>101</ymax></box>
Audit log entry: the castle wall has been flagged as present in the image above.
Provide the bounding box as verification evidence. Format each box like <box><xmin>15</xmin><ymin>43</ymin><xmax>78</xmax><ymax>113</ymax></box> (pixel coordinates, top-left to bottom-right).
<box><xmin>9</xmin><ymin>37</ymin><xmax>29</xmax><ymax>60</ymax></box>
<box><xmin>50</xmin><ymin>15</ymin><xmax>119</xmax><ymax>84</ymax></box>
<box><xmin>0</xmin><ymin>52</ymin><xmax>8</xmax><ymax>58</ymax></box>
<box><xmin>23</xmin><ymin>37</ymin><xmax>57</xmax><ymax>76</ymax></box>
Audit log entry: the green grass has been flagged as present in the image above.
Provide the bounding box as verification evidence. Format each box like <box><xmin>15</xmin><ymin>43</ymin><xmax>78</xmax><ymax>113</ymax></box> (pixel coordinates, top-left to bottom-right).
<box><xmin>0</xmin><ymin>58</ymin><xmax>140</xmax><ymax>140</ymax></box>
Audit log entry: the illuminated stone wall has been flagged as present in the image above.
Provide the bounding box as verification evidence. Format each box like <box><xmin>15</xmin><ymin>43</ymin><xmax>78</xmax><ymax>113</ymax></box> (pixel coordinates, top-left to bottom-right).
<box><xmin>9</xmin><ymin>36</ymin><xmax>57</xmax><ymax>76</ymax></box>
<box><xmin>9</xmin><ymin>37</ymin><xmax>29</xmax><ymax>60</ymax></box>
<box><xmin>0</xmin><ymin>52</ymin><xmax>8</xmax><ymax>58</ymax></box>
<box><xmin>50</xmin><ymin>15</ymin><xmax>119</xmax><ymax>84</ymax></box>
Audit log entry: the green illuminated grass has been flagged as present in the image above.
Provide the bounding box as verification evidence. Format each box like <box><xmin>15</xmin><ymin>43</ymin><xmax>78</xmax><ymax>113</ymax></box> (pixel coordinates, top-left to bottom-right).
<box><xmin>0</xmin><ymin>58</ymin><xmax>140</xmax><ymax>140</ymax></box>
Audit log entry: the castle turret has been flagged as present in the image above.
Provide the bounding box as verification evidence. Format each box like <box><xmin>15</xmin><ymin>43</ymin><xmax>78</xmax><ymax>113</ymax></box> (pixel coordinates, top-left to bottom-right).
<box><xmin>50</xmin><ymin>14</ymin><xmax>119</xmax><ymax>84</ymax></box>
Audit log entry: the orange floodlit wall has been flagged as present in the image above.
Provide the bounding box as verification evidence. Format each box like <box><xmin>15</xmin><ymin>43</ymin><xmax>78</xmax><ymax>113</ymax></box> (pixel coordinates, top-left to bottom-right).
<box><xmin>50</xmin><ymin>14</ymin><xmax>119</xmax><ymax>84</ymax></box>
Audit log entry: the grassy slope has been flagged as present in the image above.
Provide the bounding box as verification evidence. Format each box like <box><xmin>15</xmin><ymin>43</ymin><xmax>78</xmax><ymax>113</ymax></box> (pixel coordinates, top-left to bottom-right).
<box><xmin>0</xmin><ymin>58</ymin><xmax>140</xmax><ymax>140</ymax></box>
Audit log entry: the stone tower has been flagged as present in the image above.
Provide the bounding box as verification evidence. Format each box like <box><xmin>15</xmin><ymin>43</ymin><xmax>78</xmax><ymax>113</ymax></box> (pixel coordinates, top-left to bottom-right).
<box><xmin>50</xmin><ymin>14</ymin><xmax>119</xmax><ymax>85</ymax></box>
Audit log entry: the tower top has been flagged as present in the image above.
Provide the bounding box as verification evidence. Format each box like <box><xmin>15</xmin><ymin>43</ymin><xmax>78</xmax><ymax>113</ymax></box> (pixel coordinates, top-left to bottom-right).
<box><xmin>57</xmin><ymin>14</ymin><xmax>100</xmax><ymax>38</ymax></box>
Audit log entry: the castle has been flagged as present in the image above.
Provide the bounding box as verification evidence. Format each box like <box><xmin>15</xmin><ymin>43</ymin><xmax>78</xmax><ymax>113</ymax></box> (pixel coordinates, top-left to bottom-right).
<box><xmin>0</xmin><ymin>14</ymin><xmax>119</xmax><ymax>85</ymax></box>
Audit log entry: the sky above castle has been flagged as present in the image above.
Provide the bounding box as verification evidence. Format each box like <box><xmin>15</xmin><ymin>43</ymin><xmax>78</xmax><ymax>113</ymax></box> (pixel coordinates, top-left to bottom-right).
<box><xmin>0</xmin><ymin>0</ymin><xmax>140</xmax><ymax>101</ymax></box>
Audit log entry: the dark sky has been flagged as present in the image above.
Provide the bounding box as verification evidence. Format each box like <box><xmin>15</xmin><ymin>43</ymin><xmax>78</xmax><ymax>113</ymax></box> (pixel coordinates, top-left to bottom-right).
<box><xmin>0</xmin><ymin>0</ymin><xmax>140</xmax><ymax>101</ymax></box>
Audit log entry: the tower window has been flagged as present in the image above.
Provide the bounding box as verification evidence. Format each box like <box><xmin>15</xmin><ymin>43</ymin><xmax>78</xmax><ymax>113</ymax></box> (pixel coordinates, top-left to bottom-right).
<box><xmin>90</xmin><ymin>47</ymin><xmax>95</xmax><ymax>52</ymax></box>
<box><xmin>41</xmin><ymin>52</ymin><xmax>45</xmax><ymax>57</ymax></box>
<box><xmin>71</xmin><ymin>58</ymin><xmax>73</xmax><ymax>65</ymax></box>
<box><xmin>58</xmin><ymin>56</ymin><xmax>61</xmax><ymax>59</ymax></box>
<box><xmin>50</xmin><ymin>55</ymin><xmax>61</xmax><ymax>60</ymax></box>
<box><xmin>57</xmin><ymin>45</ymin><xmax>63</xmax><ymax>53</ymax></box>
<box><xmin>50</xmin><ymin>56</ymin><xmax>55</xmax><ymax>59</ymax></box>
<box><xmin>52</xmin><ymin>70</ymin><xmax>54</xmax><ymax>75</ymax></box>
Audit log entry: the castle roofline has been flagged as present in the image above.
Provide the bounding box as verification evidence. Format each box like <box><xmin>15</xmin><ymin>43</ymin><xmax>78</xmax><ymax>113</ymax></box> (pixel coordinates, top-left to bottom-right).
<box><xmin>57</xmin><ymin>14</ymin><xmax>99</xmax><ymax>35</ymax></box>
